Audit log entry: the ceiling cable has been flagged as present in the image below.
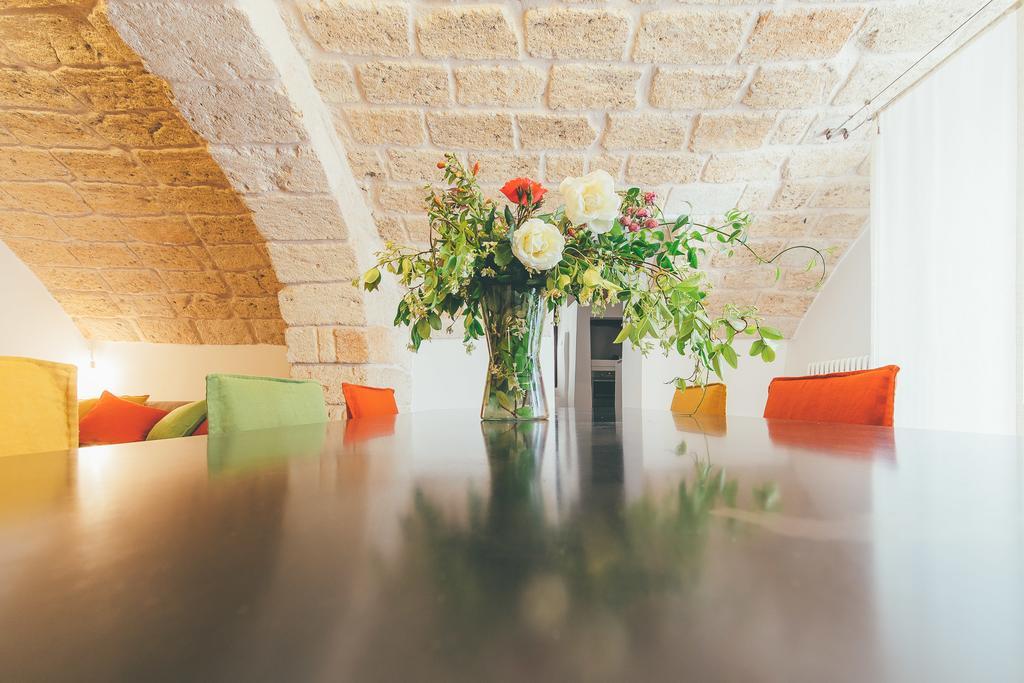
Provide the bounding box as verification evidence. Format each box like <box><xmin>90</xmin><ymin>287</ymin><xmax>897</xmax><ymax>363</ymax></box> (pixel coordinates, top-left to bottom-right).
<box><xmin>825</xmin><ymin>0</ymin><xmax>1002</xmax><ymax>141</ymax></box>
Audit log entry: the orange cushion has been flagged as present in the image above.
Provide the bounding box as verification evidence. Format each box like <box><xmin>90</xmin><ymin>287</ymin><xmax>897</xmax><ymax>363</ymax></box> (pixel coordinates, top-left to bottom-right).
<box><xmin>78</xmin><ymin>391</ymin><xmax>169</xmax><ymax>446</ymax></box>
<box><xmin>193</xmin><ymin>419</ymin><xmax>208</xmax><ymax>436</ymax></box>
<box><xmin>342</xmin><ymin>383</ymin><xmax>398</xmax><ymax>419</ymax></box>
<box><xmin>763</xmin><ymin>365</ymin><xmax>900</xmax><ymax>427</ymax></box>
<box><xmin>78</xmin><ymin>394</ymin><xmax>149</xmax><ymax>420</ymax></box>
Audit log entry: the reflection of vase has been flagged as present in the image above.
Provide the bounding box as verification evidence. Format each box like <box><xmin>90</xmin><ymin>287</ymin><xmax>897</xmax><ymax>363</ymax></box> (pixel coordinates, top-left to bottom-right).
<box><xmin>480</xmin><ymin>285</ymin><xmax>548</xmax><ymax>421</ymax></box>
<box><xmin>480</xmin><ymin>420</ymin><xmax>548</xmax><ymax>536</ymax></box>
<box><xmin>480</xmin><ymin>420</ymin><xmax>548</xmax><ymax>466</ymax></box>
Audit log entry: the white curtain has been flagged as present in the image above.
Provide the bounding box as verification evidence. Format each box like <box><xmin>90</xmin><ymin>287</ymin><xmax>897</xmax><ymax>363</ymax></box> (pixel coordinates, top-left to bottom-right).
<box><xmin>872</xmin><ymin>15</ymin><xmax>1018</xmax><ymax>435</ymax></box>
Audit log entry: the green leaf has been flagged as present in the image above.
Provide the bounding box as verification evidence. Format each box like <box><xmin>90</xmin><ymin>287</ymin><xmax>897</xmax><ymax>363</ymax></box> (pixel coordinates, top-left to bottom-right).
<box><xmin>504</xmin><ymin>205</ymin><xmax>515</xmax><ymax>228</ymax></box>
<box><xmin>363</xmin><ymin>267</ymin><xmax>380</xmax><ymax>285</ymax></box>
<box><xmin>760</xmin><ymin>326</ymin><xmax>784</xmax><ymax>340</ymax></box>
<box><xmin>749</xmin><ymin>339</ymin><xmax>764</xmax><ymax>357</ymax></box>
<box><xmin>721</xmin><ymin>344</ymin><xmax>738</xmax><ymax>369</ymax></box>
<box><xmin>678</xmin><ymin>315</ymin><xmax>695</xmax><ymax>338</ymax></box>
<box><xmin>760</xmin><ymin>344</ymin><xmax>776</xmax><ymax>362</ymax></box>
<box><xmin>415</xmin><ymin>318</ymin><xmax>432</xmax><ymax>340</ymax></box>
<box><xmin>428</xmin><ymin>313</ymin><xmax>442</xmax><ymax>330</ymax></box>
<box><xmin>493</xmin><ymin>242</ymin><xmax>514</xmax><ymax>267</ymax></box>
<box><xmin>613</xmin><ymin>323</ymin><xmax>632</xmax><ymax>344</ymax></box>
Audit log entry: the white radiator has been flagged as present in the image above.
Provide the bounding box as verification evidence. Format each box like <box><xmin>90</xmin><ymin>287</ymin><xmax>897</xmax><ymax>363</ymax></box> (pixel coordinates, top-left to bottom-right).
<box><xmin>807</xmin><ymin>355</ymin><xmax>870</xmax><ymax>376</ymax></box>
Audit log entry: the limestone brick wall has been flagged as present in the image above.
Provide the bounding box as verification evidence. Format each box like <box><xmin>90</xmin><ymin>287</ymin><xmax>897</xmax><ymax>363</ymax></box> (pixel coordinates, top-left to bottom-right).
<box><xmin>0</xmin><ymin>0</ymin><xmax>285</xmax><ymax>345</ymax></box>
<box><xmin>283</xmin><ymin>0</ymin><xmax>1014</xmax><ymax>337</ymax></box>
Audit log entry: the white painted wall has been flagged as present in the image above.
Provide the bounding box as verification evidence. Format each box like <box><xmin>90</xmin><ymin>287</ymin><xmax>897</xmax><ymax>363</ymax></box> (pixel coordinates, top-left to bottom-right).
<box><xmin>554</xmin><ymin>304</ymin><xmax>577</xmax><ymax>408</ymax></box>
<box><xmin>629</xmin><ymin>338</ymin><xmax>789</xmax><ymax>418</ymax></box>
<box><xmin>1</xmin><ymin>241</ymin><xmax>290</xmax><ymax>400</ymax></box>
<box><xmin>411</xmin><ymin>336</ymin><xmax>555</xmax><ymax>413</ymax></box>
<box><xmin>89</xmin><ymin>341</ymin><xmax>289</xmax><ymax>401</ymax></box>
<box><xmin>1018</xmin><ymin>7</ymin><xmax>1024</xmax><ymax>434</ymax></box>
<box><xmin>0</xmin><ymin>241</ymin><xmax>91</xmax><ymax>367</ymax></box>
<box><xmin>785</xmin><ymin>232</ymin><xmax>872</xmax><ymax>376</ymax></box>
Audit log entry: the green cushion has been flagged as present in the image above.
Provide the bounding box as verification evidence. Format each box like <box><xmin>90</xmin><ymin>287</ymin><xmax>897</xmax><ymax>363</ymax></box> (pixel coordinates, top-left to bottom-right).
<box><xmin>146</xmin><ymin>400</ymin><xmax>208</xmax><ymax>441</ymax></box>
<box><xmin>205</xmin><ymin>374</ymin><xmax>327</xmax><ymax>435</ymax></box>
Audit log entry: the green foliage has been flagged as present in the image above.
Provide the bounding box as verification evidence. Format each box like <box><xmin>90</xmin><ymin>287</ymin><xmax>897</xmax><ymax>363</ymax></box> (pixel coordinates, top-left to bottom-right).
<box><xmin>358</xmin><ymin>153</ymin><xmax>826</xmax><ymax>392</ymax></box>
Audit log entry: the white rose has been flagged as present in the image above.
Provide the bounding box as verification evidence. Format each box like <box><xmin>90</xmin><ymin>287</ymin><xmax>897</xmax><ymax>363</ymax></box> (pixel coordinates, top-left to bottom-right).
<box><xmin>558</xmin><ymin>169</ymin><xmax>620</xmax><ymax>234</ymax></box>
<box><xmin>511</xmin><ymin>218</ymin><xmax>565</xmax><ymax>272</ymax></box>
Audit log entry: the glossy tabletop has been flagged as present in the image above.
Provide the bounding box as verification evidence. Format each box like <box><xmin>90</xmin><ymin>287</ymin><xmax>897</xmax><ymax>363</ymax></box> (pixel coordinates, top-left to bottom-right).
<box><xmin>1</xmin><ymin>410</ymin><xmax>1022</xmax><ymax>682</ymax></box>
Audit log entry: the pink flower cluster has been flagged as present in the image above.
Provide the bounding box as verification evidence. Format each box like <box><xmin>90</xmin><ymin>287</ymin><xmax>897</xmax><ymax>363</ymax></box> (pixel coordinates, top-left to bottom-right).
<box><xmin>618</xmin><ymin>208</ymin><xmax>659</xmax><ymax>232</ymax></box>
<box><xmin>620</xmin><ymin>191</ymin><xmax>659</xmax><ymax>233</ymax></box>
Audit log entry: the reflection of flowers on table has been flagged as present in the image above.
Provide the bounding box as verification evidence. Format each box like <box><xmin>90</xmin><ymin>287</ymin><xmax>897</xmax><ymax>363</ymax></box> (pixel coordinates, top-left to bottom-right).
<box><xmin>387</xmin><ymin>446</ymin><xmax>782</xmax><ymax>658</ymax></box>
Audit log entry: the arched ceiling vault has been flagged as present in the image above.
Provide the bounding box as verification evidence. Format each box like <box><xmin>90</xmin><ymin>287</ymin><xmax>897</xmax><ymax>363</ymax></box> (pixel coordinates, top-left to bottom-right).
<box><xmin>0</xmin><ymin>0</ymin><xmax>286</xmax><ymax>345</ymax></box>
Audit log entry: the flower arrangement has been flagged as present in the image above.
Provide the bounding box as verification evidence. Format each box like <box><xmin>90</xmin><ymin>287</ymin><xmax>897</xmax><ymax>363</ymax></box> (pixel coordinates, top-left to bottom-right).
<box><xmin>359</xmin><ymin>154</ymin><xmax>821</xmax><ymax>420</ymax></box>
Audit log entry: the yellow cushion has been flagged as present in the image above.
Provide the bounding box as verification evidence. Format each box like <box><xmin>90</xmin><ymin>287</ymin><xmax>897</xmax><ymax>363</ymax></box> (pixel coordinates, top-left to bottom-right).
<box><xmin>670</xmin><ymin>382</ymin><xmax>727</xmax><ymax>417</ymax></box>
<box><xmin>78</xmin><ymin>393</ymin><xmax>149</xmax><ymax>419</ymax></box>
<box><xmin>0</xmin><ymin>356</ymin><xmax>77</xmax><ymax>457</ymax></box>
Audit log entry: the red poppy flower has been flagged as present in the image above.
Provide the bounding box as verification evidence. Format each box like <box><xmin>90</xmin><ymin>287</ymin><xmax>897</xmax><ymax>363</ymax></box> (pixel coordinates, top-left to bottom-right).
<box><xmin>499</xmin><ymin>177</ymin><xmax>546</xmax><ymax>206</ymax></box>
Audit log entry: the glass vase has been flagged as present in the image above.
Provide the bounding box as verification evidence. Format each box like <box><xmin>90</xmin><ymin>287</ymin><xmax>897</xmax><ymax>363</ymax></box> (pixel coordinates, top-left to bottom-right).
<box><xmin>480</xmin><ymin>284</ymin><xmax>548</xmax><ymax>421</ymax></box>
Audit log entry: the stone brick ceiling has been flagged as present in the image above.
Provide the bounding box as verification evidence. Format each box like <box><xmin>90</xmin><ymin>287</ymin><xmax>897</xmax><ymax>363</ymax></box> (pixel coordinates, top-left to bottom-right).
<box><xmin>0</xmin><ymin>0</ymin><xmax>1012</xmax><ymax>366</ymax></box>
<box><xmin>0</xmin><ymin>0</ymin><xmax>285</xmax><ymax>345</ymax></box>
<box><xmin>283</xmin><ymin>0</ymin><xmax>1013</xmax><ymax>337</ymax></box>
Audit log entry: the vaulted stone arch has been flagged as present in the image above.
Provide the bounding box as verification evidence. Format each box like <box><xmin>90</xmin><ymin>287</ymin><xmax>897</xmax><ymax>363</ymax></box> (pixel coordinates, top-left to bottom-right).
<box><xmin>0</xmin><ymin>0</ymin><xmax>286</xmax><ymax>345</ymax></box>
<box><xmin>0</xmin><ymin>0</ymin><xmax>408</xmax><ymax>417</ymax></box>
<box><xmin>105</xmin><ymin>0</ymin><xmax>410</xmax><ymax>417</ymax></box>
